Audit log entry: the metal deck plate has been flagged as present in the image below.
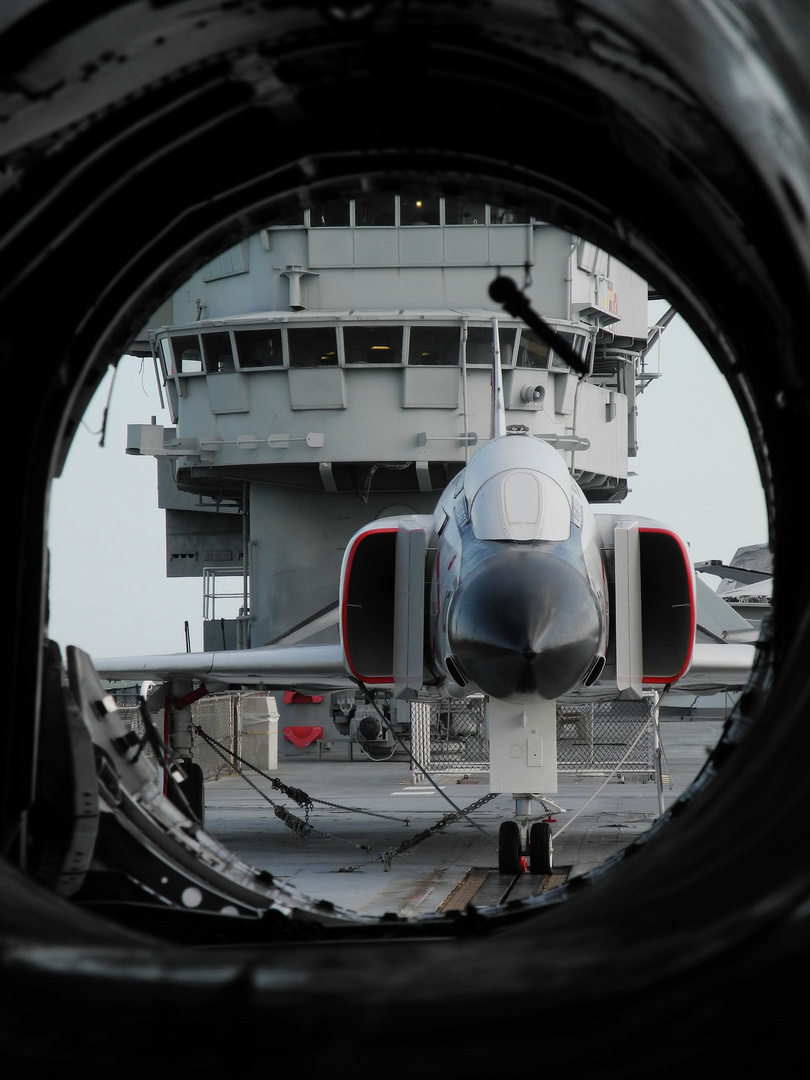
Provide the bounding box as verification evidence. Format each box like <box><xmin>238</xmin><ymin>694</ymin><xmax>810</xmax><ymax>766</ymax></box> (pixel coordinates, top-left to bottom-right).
<box><xmin>438</xmin><ymin>865</ymin><xmax>571</xmax><ymax>910</ymax></box>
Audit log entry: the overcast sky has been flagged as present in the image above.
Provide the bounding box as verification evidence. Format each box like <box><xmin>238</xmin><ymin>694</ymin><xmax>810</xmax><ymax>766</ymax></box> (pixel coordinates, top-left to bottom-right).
<box><xmin>620</xmin><ymin>306</ymin><xmax>768</xmax><ymax>558</ymax></box>
<box><xmin>46</xmin><ymin>306</ymin><xmax>769</xmax><ymax>660</ymax></box>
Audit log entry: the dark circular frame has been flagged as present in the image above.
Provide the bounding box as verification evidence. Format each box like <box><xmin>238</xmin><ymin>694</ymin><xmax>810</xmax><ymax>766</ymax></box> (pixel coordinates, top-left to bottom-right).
<box><xmin>3</xmin><ymin>2</ymin><xmax>809</xmax><ymax>1070</ymax></box>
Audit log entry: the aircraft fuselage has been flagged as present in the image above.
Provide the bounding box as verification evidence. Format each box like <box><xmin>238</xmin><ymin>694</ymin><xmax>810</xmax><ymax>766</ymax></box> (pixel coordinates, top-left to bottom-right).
<box><xmin>427</xmin><ymin>431</ymin><xmax>608</xmax><ymax>702</ymax></box>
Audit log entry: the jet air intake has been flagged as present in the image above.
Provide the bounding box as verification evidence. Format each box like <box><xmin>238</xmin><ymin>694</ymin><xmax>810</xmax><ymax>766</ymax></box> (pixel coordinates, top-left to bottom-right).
<box><xmin>447</xmin><ymin>548</ymin><xmax>603</xmax><ymax>701</ymax></box>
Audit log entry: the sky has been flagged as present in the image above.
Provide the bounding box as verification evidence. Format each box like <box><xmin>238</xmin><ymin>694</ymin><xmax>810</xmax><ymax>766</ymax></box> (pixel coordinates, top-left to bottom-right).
<box><xmin>46</xmin><ymin>306</ymin><xmax>769</xmax><ymax>660</ymax></box>
<box><xmin>619</xmin><ymin>305</ymin><xmax>768</xmax><ymax>558</ymax></box>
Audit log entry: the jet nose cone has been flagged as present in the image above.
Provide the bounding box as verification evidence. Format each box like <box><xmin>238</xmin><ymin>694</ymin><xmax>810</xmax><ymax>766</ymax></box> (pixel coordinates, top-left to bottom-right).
<box><xmin>447</xmin><ymin>549</ymin><xmax>602</xmax><ymax>700</ymax></box>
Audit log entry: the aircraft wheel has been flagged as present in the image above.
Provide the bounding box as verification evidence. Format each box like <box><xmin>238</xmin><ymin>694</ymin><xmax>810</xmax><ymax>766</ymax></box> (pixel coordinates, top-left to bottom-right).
<box><xmin>173</xmin><ymin>760</ymin><xmax>205</xmax><ymax>827</ymax></box>
<box><xmin>498</xmin><ymin>820</ymin><xmax>523</xmax><ymax>874</ymax></box>
<box><xmin>529</xmin><ymin>821</ymin><xmax>553</xmax><ymax>875</ymax></box>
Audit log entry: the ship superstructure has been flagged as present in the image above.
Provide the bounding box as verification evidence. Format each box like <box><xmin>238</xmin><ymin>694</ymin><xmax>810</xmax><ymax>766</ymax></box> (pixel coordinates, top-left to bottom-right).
<box><xmin>128</xmin><ymin>194</ymin><xmax>662</xmax><ymax>745</ymax></box>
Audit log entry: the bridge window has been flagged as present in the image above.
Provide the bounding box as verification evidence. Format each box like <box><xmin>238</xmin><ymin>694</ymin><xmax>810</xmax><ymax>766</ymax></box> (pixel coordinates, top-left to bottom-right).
<box><xmin>516</xmin><ymin>328</ymin><xmax>550</xmax><ymax>369</ymax></box>
<box><xmin>261</xmin><ymin>197</ymin><xmax>535</xmax><ymax>232</ymax></box>
<box><xmin>408</xmin><ymin>325</ymin><xmax>461</xmax><ymax>365</ymax></box>
<box><xmin>268</xmin><ymin>208</ymin><xmax>306</xmax><ymax>226</ymax></box>
<box><xmin>444</xmin><ymin>198</ymin><xmax>486</xmax><ymax>225</ymax></box>
<box><xmin>201</xmin><ymin>331</ymin><xmax>235</xmax><ymax>373</ymax></box>
<box><xmin>400</xmin><ymin>196</ymin><xmax>440</xmax><ymax>226</ymax></box>
<box><xmin>310</xmin><ymin>200</ymin><xmax>351</xmax><ymax>227</ymax></box>
<box><xmin>170</xmin><ymin>334</ymin><xmax>203</xmax><ymax>374</ymax></box>
<box><xmin>354</xmin><ymin>194</ymin><xmax>396</xmax><ymax>227</ymax></box>
<box><xmin>343</xmin><ymin>325</ymin><xmax>403</xmax><ymax>364</ymax></box>
<box><xmin>550</xmin><ymin>331</ymin><xmax>587</xmax><ymax>369</ymax></box>
<box><xmin>234</xmin><ymin>328</ymin><xmax>283</xmax><ymax>368</ymax></box>
<box><xmin>466</xmin><ymin>326</ymin><xmax>517</xmax><ymax>366</ymax></box>
<box><xmin>490</xmin><ymin>206</ymin><xmax>530</xmax><ymax>224</ymax></box>
<box><xmin>288</xmin><ymin>326</ymin><xmax>339</xmax><ymax>367</ymax></box>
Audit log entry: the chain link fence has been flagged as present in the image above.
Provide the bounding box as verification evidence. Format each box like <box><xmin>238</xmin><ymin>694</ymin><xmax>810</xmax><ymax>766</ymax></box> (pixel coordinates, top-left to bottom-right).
<box><xmin>114</xmin><ymin>687</ymin><xmax>654</xmax><ymax>784</ymax></box>
<box><xmin>191</xmin><ymin>693</ymin><xmax>243</xmax><ymax>778</ymax></box>
<box><xmin>114</xmin><ymin>691</ymin><xmax>278</xmax><ymax>780</ymax></box>
<box><xmin>410</xmin><ymin>698</ymin><xmax>488</xmax><ymax>781</ymax></box>
<box><xmin>408</xmin><ymin>694</ymin><xmax>655</xmax><ymax>781</ymax></box>
<box><xmin>557</xmin><ymin>696</ymin><xmax>655</xmax><ymax>777</ymax></box>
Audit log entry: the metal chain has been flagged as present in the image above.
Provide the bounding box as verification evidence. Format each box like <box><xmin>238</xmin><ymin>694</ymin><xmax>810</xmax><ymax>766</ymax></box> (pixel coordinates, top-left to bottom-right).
<box><xmin>195</xmin><ymin>723</ymin><xmax>498</xmax><ymax>870</ymax></box>
<box><xmin>196</xmin><ymin>724</ymin><xmax>410</xmax><ymax>822</ymax></box>
<box><xmin>195</xmin><ymin>725</ymin><xmax>376</xmax><ymax>851</ymax></box>
<box><xmin>353</xmin><ymin>678</ymin><xmax>498</xmax><ymax>850</ymax></box>
<box><xmin>380</xmin><ymin>790</ymin><xmax>499</xmax><ymax>866</ymax></box>
<box><xmin>340</xmin><ymin>789</ymin><xmax>500</xmax><ymax>873</ymax></box>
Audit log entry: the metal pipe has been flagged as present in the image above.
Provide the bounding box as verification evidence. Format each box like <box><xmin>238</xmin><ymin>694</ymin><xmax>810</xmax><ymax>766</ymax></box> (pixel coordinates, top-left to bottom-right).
<box><xmin>460</xmin><ymin>319</ymin><xmax>470</xmax><ymax>464</ymax></box>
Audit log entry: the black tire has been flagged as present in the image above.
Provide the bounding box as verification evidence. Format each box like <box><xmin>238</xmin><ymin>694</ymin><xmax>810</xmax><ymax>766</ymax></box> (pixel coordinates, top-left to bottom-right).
<box><xmin>173</xmin><ymin>760</ymin><xmax>205</xmax><ymax>827</ymax></box>
<box><xmin>529</xmin><ymin>821</ymin><xmax>553</xmax><ymax>875</ymax></box>
<box><xmin>498</xmin><ymin>820</ymin><xmax>522</xmax><ymax>875</ymax></box>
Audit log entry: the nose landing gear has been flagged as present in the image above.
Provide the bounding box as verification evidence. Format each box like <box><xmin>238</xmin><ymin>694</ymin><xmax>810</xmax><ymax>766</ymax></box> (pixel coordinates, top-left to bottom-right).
<box><xmin>497</xmin><ymin>819</ymin><xmax>523</xmax><ymax>875</ymax></box>
<box><xmin>497</xmin><ymin>816</ymin><xmax>554</xmax><ymax>875</ymax></box>
<box><xmin>529</xmin><ymin>820</ymin><xmax>553</xmax><ymax>875</ymax></box>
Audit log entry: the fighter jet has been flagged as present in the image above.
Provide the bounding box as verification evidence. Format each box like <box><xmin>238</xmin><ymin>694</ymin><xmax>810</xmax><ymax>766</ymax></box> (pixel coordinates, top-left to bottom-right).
<box><xmin>94</xmin><ymin>324</ymin><xmax>755</xmax><ymax>873</ymax></box>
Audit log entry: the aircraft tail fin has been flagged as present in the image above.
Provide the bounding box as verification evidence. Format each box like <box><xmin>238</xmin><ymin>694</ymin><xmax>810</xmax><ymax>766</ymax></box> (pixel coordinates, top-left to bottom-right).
<box><xmin>491</xmin><ymin>318</ymin><xmax>506</xmax><ymax>440</ymax></box>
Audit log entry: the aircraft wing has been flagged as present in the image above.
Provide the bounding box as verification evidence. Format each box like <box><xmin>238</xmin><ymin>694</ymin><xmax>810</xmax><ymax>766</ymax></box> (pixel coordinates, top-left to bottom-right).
<box><xmin>695</xmin><ymin>560</ymin><xmax>772</xmax><ymax>586</ymax></box>
<box><xmin>675</xmin><ymin>641</ymin><xmax>757</xmax><ymax>693</ymax></box>
<box><xmin>694</xmin><ymin>575</ymin><xmax>761</xmax><ymax>643</ymax></box>
<box><xmin>93</xmin><ymin>642</ymin><xmax>355</xmax><ymax>692</ymax></box>
<box><xmin>562</xmin><ymin>638</ymin><xmax>757</xmax><ymax>703</ymax></box>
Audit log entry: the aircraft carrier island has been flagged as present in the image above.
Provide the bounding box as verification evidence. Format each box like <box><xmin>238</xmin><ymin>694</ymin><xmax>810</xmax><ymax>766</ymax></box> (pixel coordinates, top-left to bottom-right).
<box><xmin>122</xmin><ymin>197</ymin><xmax>666</xmax><ymax>751</ymax></box>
